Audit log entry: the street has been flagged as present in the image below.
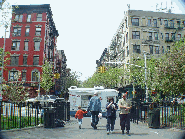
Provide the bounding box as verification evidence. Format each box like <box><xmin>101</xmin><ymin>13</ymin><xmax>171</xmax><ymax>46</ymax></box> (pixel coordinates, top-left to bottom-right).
<box><xmin>0</xmin><ymin>116</ymin><xmax>184</xmax><ymax>139</ymax></box>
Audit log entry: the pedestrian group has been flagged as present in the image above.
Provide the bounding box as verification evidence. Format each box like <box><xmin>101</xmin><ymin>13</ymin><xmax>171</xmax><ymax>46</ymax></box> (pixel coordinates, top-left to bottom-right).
<box><xmin>75</xmin><ymin>91</ymin><xmax>132</xmax><ymax>135</ymax></box>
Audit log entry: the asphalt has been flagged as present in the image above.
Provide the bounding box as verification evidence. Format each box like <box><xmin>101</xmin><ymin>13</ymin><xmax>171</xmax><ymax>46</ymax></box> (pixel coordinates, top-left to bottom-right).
<box><xmin>0</xmin><ymin>116</ymin><xmax>184</xmax><ymax>139</ymax></box>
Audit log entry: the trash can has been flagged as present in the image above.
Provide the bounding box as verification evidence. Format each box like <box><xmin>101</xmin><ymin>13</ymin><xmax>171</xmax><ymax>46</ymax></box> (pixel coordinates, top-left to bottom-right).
<box><xmin>44</xmin><ymin>107</ymin><xmax>56</xmax><ymax>128</ymax></box>
<box><xmin>148</xmin><ymin>108</ymin><xmax>160</xmax><ymax>128</ymax></box>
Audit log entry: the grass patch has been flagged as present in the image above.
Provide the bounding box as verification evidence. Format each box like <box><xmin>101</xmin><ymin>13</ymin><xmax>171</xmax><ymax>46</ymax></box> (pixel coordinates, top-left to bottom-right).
<box><xmin>1</xmin><ymin>115</ymin><xmax>43</xmax><ymax>130</ymax></box>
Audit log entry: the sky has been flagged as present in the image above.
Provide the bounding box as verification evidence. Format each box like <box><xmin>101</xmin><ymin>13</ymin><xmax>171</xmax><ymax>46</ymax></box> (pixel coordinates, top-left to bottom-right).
<box><xmin>0</xmin><ymin>0</ymin><xmax>185</xmax><ymax>81</ymax></box>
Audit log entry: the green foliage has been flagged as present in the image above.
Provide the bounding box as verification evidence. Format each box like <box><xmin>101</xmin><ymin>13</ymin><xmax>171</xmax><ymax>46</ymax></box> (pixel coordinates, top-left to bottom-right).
<box><xmin>65</xmin><ymin>71</ymin><xmax>82</xmax><ymax>88</ymax></box>
<box><xmin>0</xmin><ymin>47</ymin><xmax>10</xmax><ymax>69</ymax></box>
<box><xmin>129</xmin><ymin>57</ymin><xmax>159</xmax><ymax>91</ymax></box>
<box><xmin>156</xmin><ymin>39</ymin><xmax>185</xmax><ymax>97</ymax></box>
<box><xmin>82</xmin><ymin>67</ymin><xmax>125</xmax><ymax>88</ymax></box>
<box><xmin>2</xmin><ymin>77</ymin><xmax>30</xmax><ymax>103</ymax></box>
<box><xmin>129</xmin><ymin>39</ymin><xmax>185</xmax><ymax>101</ymax></box>
<box><xmin>40</xmin><ymin>60</ymin><xmax>54</xmax><ymax>94</ymax></box>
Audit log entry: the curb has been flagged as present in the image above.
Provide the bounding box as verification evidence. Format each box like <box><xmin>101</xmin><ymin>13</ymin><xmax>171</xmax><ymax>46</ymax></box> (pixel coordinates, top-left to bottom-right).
<box><xmin>0</xmin><ymin>119</ymin><xmax>76</xmax><ymax>132</ymax></box>
<box><xmin>0</xmin><ymin>124</ymin><xmax>44</xmax><ymax>132</ymax></box>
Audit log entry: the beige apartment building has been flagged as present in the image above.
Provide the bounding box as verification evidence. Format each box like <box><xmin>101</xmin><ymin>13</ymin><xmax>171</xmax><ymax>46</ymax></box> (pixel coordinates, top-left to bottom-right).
<box><xmin>105</xmin><ymin>10</ymin><xmax>185</xmax><ymax>86</ymax></box>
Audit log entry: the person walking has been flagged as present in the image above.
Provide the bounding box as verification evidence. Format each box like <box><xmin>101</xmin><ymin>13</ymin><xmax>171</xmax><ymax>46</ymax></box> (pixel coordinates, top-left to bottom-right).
<box><xmin>75</xmin><ymin>106</ymin><xmax>88</xmax><ymax>129</ymax></box>
<box><xmin>87</xmin><ymin>91</ymin><xmax>101</xmax><ymax>130</ymax></box>
<box><xmin>106</xmin><ymin>97</ymin><xmax>118</xmax><ymax>135</ymax></box>
<box><xmin>118</xmin><ymin>93</ymin><xmax>132</xmax><ymax>135</ymax></box>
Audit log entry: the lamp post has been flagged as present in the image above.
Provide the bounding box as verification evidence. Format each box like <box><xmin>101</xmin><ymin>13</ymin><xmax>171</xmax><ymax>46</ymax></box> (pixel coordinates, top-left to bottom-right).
<box><xmin>143</xmin><ymin>51</ymin><xmax>149</xmax><ymax>103</ymax></box>
<box><xmin>37</xmin><ymin>72</ymin><xmax>40</xmax><ymax>99</ymax></box>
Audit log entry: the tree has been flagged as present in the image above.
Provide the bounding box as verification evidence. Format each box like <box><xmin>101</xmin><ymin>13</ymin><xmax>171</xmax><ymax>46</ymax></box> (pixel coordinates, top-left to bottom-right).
<box><xmin>2</xmin><ymin>74</ymin><xmax>30</xmax><ymax>103</ymax></box>
<box><xmin>129</xmin><ymin>39</ymin><xmax>185</xmax><ymax>102</ymax></box>
<box><xmin>156</xmin><ymin>39</ymin><xmax>185</xmax><ymax>98</ymax></box>
<box><xmin>40</xmin><ymin>60</ymin><xmax>54</xmax><ymax>95</ymax></box>
<box><xmin>65</xmin><ymin>71</ymin><xmax>82</xmax><ymax>88</ymax></box>
<box><xmin>82</xmin><ymin>67</ymin><xmax>125</xmax><ymax>88</ymax></box>
<box><xmin>0</xmin><ymin>0</ymin><xmax>6</xmax><ymax>9</ymax></box>
<box><xmin>128</xmin><ymin>56</ymin><xmax>161</xmax><ymax>102</ymax></box>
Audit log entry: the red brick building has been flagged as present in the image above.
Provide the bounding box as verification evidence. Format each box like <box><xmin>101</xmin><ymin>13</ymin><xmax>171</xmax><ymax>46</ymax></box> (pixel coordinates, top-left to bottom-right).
<box><xmin>0</xmin><ymin>4</ymin><xmax>59</xmax><ymax>98</ymax></box>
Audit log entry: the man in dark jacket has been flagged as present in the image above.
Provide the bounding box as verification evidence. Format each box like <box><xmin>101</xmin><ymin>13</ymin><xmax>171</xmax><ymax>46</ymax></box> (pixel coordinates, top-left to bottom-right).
<box><xmin>87</xmin><ymin>91</ymin><xmax>101</xmax><ymax>129</ymax></box>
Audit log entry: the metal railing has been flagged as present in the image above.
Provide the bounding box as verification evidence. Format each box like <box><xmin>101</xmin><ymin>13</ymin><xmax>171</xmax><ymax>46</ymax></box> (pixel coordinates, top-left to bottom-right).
<box><xmin>130</xmin><ymin>100</ymin><xmax>185</xmax><ymax>129</ymax></box>
<box><xmin>0</xmin><ymin>100</ymin><xmax>70</xmax><ymax>130</ymax></box>
<box><xmin>0</xmin><ymin>101</ymin><xmax>43</xmax><ymax>130</ymax></box>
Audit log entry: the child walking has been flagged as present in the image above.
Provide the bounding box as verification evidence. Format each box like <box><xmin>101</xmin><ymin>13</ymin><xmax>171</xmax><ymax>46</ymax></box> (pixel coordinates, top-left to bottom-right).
<box><xmin>75</xmin><ymin>106</ymin><xmax>88</xmax><ymax>129</ymax></box>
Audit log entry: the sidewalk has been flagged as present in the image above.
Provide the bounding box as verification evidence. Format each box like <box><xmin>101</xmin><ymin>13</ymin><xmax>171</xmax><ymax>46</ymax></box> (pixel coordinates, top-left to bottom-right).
<box><xmin>0</xmin><ymin>116</ymin><xmax>184</xmax><ymax>139</ymax></box>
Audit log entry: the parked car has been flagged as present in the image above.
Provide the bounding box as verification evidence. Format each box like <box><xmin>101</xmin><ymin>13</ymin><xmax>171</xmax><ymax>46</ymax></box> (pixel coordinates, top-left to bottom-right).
<box><xmin>26</xmin><ymin>95</ymin><xmax>59</xmax><ymax>107</ymax></box>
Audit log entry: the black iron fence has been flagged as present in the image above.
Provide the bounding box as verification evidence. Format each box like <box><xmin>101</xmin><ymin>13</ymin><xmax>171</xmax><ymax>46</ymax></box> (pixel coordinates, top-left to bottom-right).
<box><xmin>0</xmin><ymin>101</ymin><xmax>42</xmax><ymax>130</ymax></box>
<box><xmin>130</xmin><ymin>100</ymin><xmax>185</xmax><ymax>129</ymax></box>
<box><xmin>0</xmin><ymin>100</ymin><xmax>70</xmax><ymax>130</ymax></box>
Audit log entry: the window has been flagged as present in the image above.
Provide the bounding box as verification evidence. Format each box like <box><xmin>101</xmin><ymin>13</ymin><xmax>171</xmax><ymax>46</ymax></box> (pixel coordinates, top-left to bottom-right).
<box><xmin>126</xmin><ymin>32</ymin><xmax>128</xmax><ymax>42</ymax></box>
<box><xmin>24</xmin><ymin>41</ymin><xmax>28</xmax><ymax>51</ymax></box>
<box><xmin>153</xmin><ymin>19</ymin><xmax>157</xmax><ymax>27</ymax></box>
<box><xmin>183</xmin><ymin>21</ymin><xmax>185</xmax><ymax>27</ymax></box>
<box><xmin>27</xmin><ymin>14</ymin><xmax>31</xmax><ymax>22</ymax></box>
<box><xmin>23</xmin><ymin>56</ymin><xmax>27</xmax><ymax>65</ymax></box>
<box><xmin>177</xmin><ymin>21</ymin><xmax>181</xmax><ymax>28</ymax></box>
<box><xmin>12</xmin><ymin>41</ymin><xmax>20</xmax><ymax>51</ymax></box>
<box><xmin>132</xmin><ymin>31</ymin><xmax>140</xmax><ymax>39</ymax></box>
<box><xmin>9</xmin><ymin>71</ymin><xmax>18</xmax><ymax>81</ymax></box>
<box><xmin>125</xmin><ymin>19</ymin><xmax>128</xmax><ymax>28</ymax></box>
<box><xmin>165</xmin><ymin>33</ymin><xmax>169</xmax><ymax>40</ymax></box>
<box><xmin>13</xmin><ymin>27</ymin><xmax>21</xmax><ymax>36</ymax></box>
<box><xmin>33</xmin><ymin>56</ymin><xmax>39</xmax><ymax>65</ymax></box>
<box><xmin>14</xmin><ymin>14</ymin><xmax>23</xmax><ymax>22</ymax></box>
<box><xmin>164</xmin><ymin>20</ymin><xmax>168</xmax><ymax>27</ymax></box>
<box><xmin>34</xmin><ymin>42</ymin><xmax>40</xmax><ymax>51</ymax></box>
<box><xmin>32</xmin><ymin>71</ymin><xmax>39</xmax><ymax>82</ymax></box>
<box><xmin>170</xmin><ymin>20</ymin><xmax>174</xmax><ymax>28</ymax></box>
<box><xmin>177</xmin><ymin>34</ymin><xmax>181</xmax><ymax>40</ymax></box>
<box><xmin>10</xmin><ymin>56</ymin><xmax>19</xmax><ymax>66</ymax></box>
<box><xmin>131</xmin><ymin>18</ymin><xmax>139</xmax><ymax>26</ymax></box>
<box><xmin>22</xmin><ymin>72</ymin><xmax>26</xmax><ymax>81</ymax></box>
<box><xmin>133</xmin><ymin>45</ymin><xmax>140</xmax><ymax>53</ymax></box>
<box><xmin>25</xmin><ymin>28</ymin><xmax>30</xmax><ymax>36</ymax></box>
<box><xmin>154</xmin><ymin>32</ymin><xmax>158</xmax><ymax>40</ymax></box>
<box><xmin>159</xmin><ymin>19</ymin><xmax>162</xmax><ymax>25</ymax></box>
<box><xmin>155</xmin><ymin>46</ymin><xmax>159</xmax><ymax>54</ymax></box>
<box><xmin>149</xmin><ymin>45</ymin><xmax>153</xmax><ymax>54</ymax></box>
<box><xmin>148</xmin><ymin>32</ymin><xmax>152</xmax><ymax>40</ymax></box>
<box><xmin>36</xmin><ymin>14</ymin><xmax>42</xmax><ymax>21</ymax></box>
<box><xmin>148</xmin><ymin>19</ymin><xmax>151</xmax><ymax>27</ymax></box>
<box><xmin>171</xmin><ymin>33</ymin><xmax>175</xmax><ymax>40</ymax></box>
<box><xmin>126</xmin><ymin>46</ymin><xmax>129</xmax><ymax>56</ymax></box>
<box><xmin>35</xmin><ymin>27</ymin><xmax>41</xmax><ymax>36</ymax></box>
<box><xmin>161</xmin><ymin>33</ymin><xmax>163</xmax><ymax>39</ymax></box>
<box><xmin>161</xmin><ymin>46</ymin><xmax>164</xmax><ymax>54</ymax></box>
<box><xmin>167</xmin><ymin>46</ymin><xmax>170</xmax><ymax>53</ymax></box>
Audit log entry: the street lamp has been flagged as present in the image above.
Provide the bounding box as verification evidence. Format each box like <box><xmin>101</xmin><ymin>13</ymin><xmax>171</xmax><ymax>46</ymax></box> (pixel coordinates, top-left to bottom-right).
<box><xmin>37</xmin><ymin>72</ymin><xmax>40</xmax><ymax>99</ymax></box>
<box><xmin>143</xmin><ymin>51</ymin><xmax>149</xmax><ymax>102</ymax></box>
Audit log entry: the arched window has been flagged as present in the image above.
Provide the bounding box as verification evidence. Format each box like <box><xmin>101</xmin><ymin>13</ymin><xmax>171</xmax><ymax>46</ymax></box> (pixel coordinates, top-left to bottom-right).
<box><xmin>31</xmin><ymin>69</ymin><xmax>40</xmax><ymax>82</ymax></box>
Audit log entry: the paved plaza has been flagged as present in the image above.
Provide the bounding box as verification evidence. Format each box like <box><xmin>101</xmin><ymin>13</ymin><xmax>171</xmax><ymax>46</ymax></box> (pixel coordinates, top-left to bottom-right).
<box><xmin>0</xmin><ymin>116</ymin><xmax>184</xmax><ymax>139</ymax></box>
